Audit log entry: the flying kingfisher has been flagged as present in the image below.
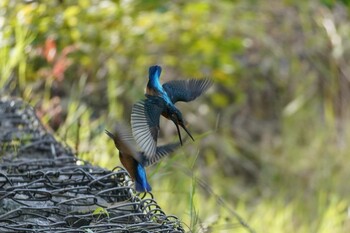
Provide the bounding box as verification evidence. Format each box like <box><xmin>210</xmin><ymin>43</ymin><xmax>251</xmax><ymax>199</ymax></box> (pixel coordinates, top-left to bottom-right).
<box><xmin>105</xmin><ymin>123</ymin><xmax>181</xmax><ymax>192</ymax></box>
<box><xmin>131</xmin><ymin>65</ymin><xmax>212</xmax><ymax>157</ymax></box>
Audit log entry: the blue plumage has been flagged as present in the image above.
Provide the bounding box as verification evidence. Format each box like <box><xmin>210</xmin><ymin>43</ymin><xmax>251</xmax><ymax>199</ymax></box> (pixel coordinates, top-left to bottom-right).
<box><xmin>135</xmin><ymin>163</ymin><xmax>152</xmax><ymax>192</ymax></box>
<box><xmin>131</xmin><ymin>65</ymin><xmax>212</xmax><ymax>157</ymax></box>
<box><xmin>105</xmin><ymin>124</ymin><xmax>181</xmax><ymax>192</ymax></box>
<box><xmin>147</xmin><ymin>65</ymin><xmax>163</xmax><ymax>92</ymax></box>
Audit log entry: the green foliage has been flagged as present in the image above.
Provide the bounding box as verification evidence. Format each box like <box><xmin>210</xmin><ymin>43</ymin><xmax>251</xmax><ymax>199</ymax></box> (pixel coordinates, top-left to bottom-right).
<box><xmin>93</xmin><ymin>207</ymin><xmax>109</xmax><ymax>219</ymax></box>
<box><xmin>2</xmin><ymin>0</ymin><xmax>350</xmax><ymax>232</ymax></box>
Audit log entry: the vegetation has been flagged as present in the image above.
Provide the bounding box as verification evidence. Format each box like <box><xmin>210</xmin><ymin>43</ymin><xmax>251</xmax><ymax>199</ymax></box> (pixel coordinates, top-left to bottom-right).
<box><xmin>1</xmin><ymin>0</ymin><xmax>350</xmax><ymax>232</ymax></box>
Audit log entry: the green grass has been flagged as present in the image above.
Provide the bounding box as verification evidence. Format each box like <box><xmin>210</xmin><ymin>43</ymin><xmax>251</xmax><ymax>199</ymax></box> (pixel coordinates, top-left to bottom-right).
<box><xmin>2</xmin><ymin>0</ymin><xmax>350</xmax><ymax>232</ymax></box>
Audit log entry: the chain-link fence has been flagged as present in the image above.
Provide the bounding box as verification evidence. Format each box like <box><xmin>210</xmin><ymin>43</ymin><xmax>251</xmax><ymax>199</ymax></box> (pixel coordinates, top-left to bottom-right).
<box><xmin>0</xmin><ymin>97</ymin><xmax>184</xmax><ymax>232</ymax></box>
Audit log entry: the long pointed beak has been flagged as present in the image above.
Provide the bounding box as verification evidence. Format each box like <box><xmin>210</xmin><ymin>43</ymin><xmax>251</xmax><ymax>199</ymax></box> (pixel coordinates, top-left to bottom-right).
<box><xmin>174</xmin><ymin>123</ymin><xmax>183</xmax><ymax>146</ymax></box>
<box><xmin>180</xmin><ymin>123</ymin><xmax>195</xmax><ymax>142</ymax></box>
<box><xmin>105</xmin><ymin>129</ymin><xmax>114</xmax><ymax>139</ymax></box>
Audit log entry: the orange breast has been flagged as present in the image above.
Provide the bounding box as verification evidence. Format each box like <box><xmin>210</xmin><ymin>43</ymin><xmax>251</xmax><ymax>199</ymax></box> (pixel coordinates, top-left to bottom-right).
<box><xmin>146</xmin><ymin>87</ymin><xmax>157</xmax><ymax>96</ymax></box>
<box><xmin>119</xmin><ymin>153</ymin><xmax>138</xmax><ymax>181</ymax></box>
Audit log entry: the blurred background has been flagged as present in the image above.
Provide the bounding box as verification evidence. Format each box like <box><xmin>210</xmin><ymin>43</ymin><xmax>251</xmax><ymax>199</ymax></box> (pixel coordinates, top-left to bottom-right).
<box><xmin>1</xmin><ymin>0</ymin><xmax>350</xmax><ymax>232</ymax></box>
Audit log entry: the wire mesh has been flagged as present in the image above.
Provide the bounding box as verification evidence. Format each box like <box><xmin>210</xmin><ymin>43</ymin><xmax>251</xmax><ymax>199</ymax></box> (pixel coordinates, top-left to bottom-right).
<box><xmin>0</xmin><ymin>97</ymin><xmax>184</xmax><ymax>233</ymax></box>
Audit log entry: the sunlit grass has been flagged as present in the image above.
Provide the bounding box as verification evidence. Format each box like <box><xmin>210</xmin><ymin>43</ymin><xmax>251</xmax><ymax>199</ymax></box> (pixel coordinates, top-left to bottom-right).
<box><xmin>0</xmin><ymin>20</ymin><xmax>34</xmax><ymax>93</ymax></box>
<box><xmin>20</xmin><ymin>82</ymin><xmax>350</xmax><ymax>233</ymax></box>
<box><xmin>2</xmin><ymin>1</ymin><xmax>350</xmax><ymax>232</ymax></box>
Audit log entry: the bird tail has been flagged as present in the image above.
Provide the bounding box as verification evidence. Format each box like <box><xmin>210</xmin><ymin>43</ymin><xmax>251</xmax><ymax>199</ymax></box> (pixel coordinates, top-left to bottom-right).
<box><xmin>135</xmin><ymin>180</ymin><xmax>152</xmax><ymax>192</ymax></box>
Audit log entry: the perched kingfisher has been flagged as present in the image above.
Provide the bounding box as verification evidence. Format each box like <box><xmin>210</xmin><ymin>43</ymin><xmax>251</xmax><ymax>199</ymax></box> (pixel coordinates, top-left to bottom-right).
<box><xmin>105</xmin><ymin>123</ymin><xmax>181</xmax><ymax>192</ymax></box>
<box><xmin>131</xmin><ymin>65</ymin><xmax>212</xmax><ymax>157</ymax></box>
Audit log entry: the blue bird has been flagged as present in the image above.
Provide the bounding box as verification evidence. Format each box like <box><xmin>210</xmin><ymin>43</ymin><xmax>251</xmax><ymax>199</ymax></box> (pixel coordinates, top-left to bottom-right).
<box><xmin>131</xmin><ymin>65</ymin><xmax>212</xmax><ymax>157</ymax></box>
<box><xmin>105</xmin><ymin>123</ymin><xmax>181</xmax><ymax>192</ymax></box>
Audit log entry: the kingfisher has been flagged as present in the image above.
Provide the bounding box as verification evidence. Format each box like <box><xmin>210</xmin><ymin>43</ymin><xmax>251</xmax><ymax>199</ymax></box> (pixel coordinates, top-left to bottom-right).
<box><xmin>105</xmin><ymin>123</ymin><xmax>181</xmax><ymax>192</ymax></box>
<box><xmin>131</xmin><ymin>65</ymin><xmax>212</xmax><ymax>157</ymax></box>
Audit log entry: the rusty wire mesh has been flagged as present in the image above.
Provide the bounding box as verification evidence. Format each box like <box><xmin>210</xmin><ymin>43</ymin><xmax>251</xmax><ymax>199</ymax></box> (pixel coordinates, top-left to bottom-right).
<box><xmin>0</xmin><ymin>97</ymin><xmax>184</xmax><ymax>233</ymax></box>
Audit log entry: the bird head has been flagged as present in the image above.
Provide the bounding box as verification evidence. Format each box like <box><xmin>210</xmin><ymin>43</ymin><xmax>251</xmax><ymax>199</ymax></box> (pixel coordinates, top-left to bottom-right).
<box><xmin>169</xmin><ymin>108</ymin><xmax>184</xmax><ymax>125</ymax></box>
<box><xmin>169</xmin><ymin>109</ymin><xmax>195</xmax><ymax>145</ymax></box>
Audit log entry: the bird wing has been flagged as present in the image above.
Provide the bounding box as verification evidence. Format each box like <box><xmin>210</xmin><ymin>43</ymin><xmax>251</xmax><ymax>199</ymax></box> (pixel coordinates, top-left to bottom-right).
<box><xmin>105</xmin><ymin>123</ymin><xmax>144</xmax><ymax>163</ymax></box>
<box><xmin>141</xmin><ymin>141</ymin><xmax>182</xmax><ymax>167</ymax></box>
<box><xmin>131</xmin><ymin>97</ymin><xmax>165</xmax><ymax>158</ymax></box>
<box><xmin>162</xmin><ymin>78</ymin><xmax>212</xmax><ymax>103</ymax></box>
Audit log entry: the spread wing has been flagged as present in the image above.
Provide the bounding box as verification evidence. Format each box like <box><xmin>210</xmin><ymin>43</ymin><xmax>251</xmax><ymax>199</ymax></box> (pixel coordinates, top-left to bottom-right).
<box><xmin>141</xmin><ymin>141</ymin><xmax>182</xmax><ymax>167</ymax></box>
<box><xmin>131</xmin><ymin>97</ymin><xmax>165</xmax><ymax>158</ymax></box>
<box><xmin>105</xmin><ymin>123</ymin><xmax>143</xmax><ymax>163</ymax></box>
<box><xmin>162</xmin><ymin>78</ymin><xmax>212</xmax><ymax>104</ymax></box>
